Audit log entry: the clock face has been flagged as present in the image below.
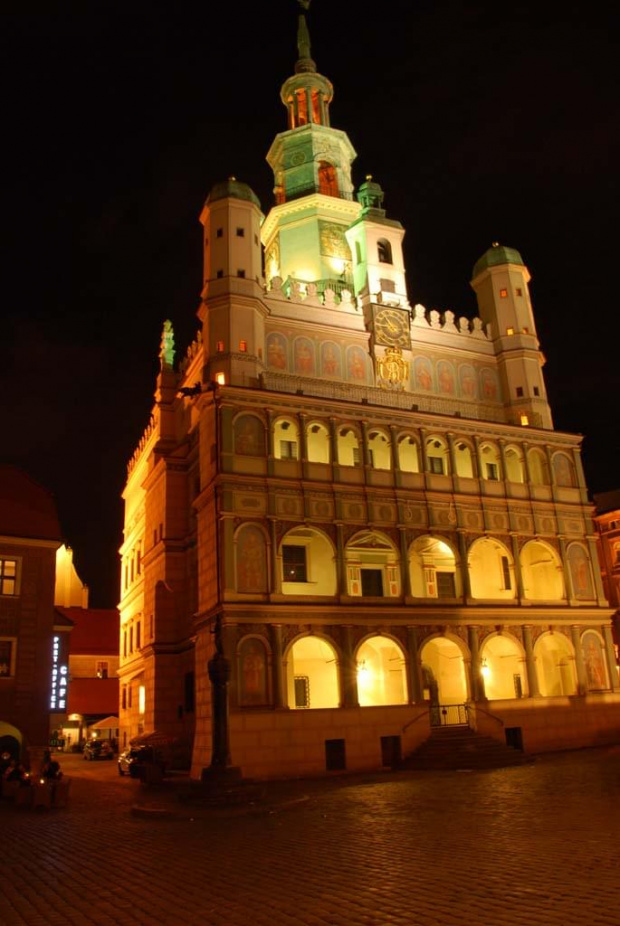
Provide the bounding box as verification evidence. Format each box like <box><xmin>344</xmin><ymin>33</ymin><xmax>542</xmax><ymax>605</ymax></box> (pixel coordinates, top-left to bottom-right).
<box><xmin>374</xmin><ymin>308</ymin><xmax>410</xmax><ymax>347</ymax></box>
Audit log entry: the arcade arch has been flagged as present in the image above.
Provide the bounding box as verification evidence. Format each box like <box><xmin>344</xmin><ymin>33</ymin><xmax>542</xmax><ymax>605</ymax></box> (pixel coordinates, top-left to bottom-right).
<box><xmin>286</xmin><ymin>635</ymin><xmax>340</xmax><ymax>709</ymax></box>
<box><xmin>479</xmin><ymin>633</ymin><xmax>527</xmax><ymax>700</ymax></box>
<box><xmin>535</xmin><ymin>632</ymin><xmax>577</xmax><ymax>697</ymax></box>
<box><xmin>420</xmin><ymin>636</ymin><xmax>469</xmax><ymax>705</ymax></box>
<box><xmin>409</xmin><ymin>536</ymin><xmax>460</xmax><ymax>599</ymax></box>
<box><xmin>356</xmin><ymin>635</ymin><xmax>408</xmax><ymax>706</ymax></box>
<box><xmin>280</xmin><ymin>527</ymin><xmax>337</xmax><ymax>596</ymax></box>
<box><xmin>521</xmin><ymin>540</ymin><xmax>564</xmax><ymax>600</ymax></box>
<box><xmin>468</xmin><ymin>537</ymin><xmax>515</xmax><ymax>600</ymax></box>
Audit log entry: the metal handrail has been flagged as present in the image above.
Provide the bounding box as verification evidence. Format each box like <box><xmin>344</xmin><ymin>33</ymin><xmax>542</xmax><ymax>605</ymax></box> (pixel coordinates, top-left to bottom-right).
<box><xmin>401</xmin><ymin>708</ymin><xmax>430</xmax><ymax>734</ymax></box>
<box><xmin>466</xmin><ymin>703</ymin><xmax>505</xmax><ymax>728</ymax></box>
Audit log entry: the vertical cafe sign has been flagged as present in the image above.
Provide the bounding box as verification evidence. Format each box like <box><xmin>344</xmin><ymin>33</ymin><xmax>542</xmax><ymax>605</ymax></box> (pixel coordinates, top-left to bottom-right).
<box><xmin>50</xmin><ymin>634</ymin><xmax>69</xmax><ymax>712</ymax></box>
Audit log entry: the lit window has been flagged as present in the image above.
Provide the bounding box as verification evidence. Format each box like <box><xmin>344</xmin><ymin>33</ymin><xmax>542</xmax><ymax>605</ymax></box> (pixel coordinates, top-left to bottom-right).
<box><xmin>216</xmin><ymin>372</ymin><xmax>226</xmax><ymax>385</ymax></box>
<box><xmin>96</xmin><ymin>661</ymin><xmax>109</xmax><ymax>679</ymax></box>
<box><xmin>429</xmin><ymin>456</ymin><xmax>444</xmax><ymax>475</ymax></box>
<box><xmin>236</xmin><ymin>227</ymin><xmax>245</xmax><ymax>237</ymax></box>
<box><xmin>506</xmin><ymin>327</ymin><xmax>515</xmax><ymax>335</ymax></box>
<box><xmin>138</xmin><ymin>685</ymin><xmax>146</xmax><ymax>715</ymax></box>
<box><xmin>0</xmin><ymin>558</ymin><xmax>18</xmax><ymax>596</ymax></box>
<box><xmin>283</xmin><ymin>545</ymin><xmax>307</xmax><ymax>582</ymax></box>
<box><xmin>279</xmin><ymin>439</ymin><xmax>298</xmax><ymax>460</ymax></box>
<box><xmin>520</xmin><ymin>414</ymin><xmax>529</xmax><ymax>426</ymax></box>
<box><xmin>522</xmin><ymin>327</ymin><xmax>529</xmax><ymax>334</ymax></box>
<box><xmin>239</xmin><ymin>340</ymin><xmax>247</xmax><ymax>352</ymax></box>
<box><xmin>499</xmin><ymin>288</ymin><xmax>508</xmax><ymax>298</ymax></box>
<box><xmin>516</xmin><ymin>386</ymin><xmax>524</xmax><ymax>398</ymax></box>
<box><xmin>217</xmin><ymin>340</ymin><xmax>225</xmax><ymax>352</ymax></box>
<box><xmin>437</xmin><ymin>572</ymin><xmax>456</xmax><ymax>598</ymax></box>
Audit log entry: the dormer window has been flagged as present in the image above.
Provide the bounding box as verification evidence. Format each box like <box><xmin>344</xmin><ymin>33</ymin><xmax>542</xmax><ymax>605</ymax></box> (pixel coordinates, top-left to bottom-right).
<box><xmin>377</xmin><ymin>239</ymin><xmax>393</xmax><ymax>264</ymax></box>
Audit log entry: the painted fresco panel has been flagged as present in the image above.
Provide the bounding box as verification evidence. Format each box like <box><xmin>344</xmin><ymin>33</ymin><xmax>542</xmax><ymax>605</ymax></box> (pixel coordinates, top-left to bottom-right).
<box><xmin>294</xmin><ymin>337</ymin><xmax>316</xmax><ymax>375</ymax></box>
<box><xmin>321</xmin><ymin>341</ymin><xmax>342</xmax><ymax>378</ymax></box>
<box><xmin>234</xmin><ymin>415</ymin><xmax>265</xmax><ymax>457</ymax></box>
<box><xmin>236</xmin><ymin>525</ymin><xmax>268</xmax><ymax>594</ymax></box>
<box><xmin>266</xmin><ymin>333</ymin><xmax>289</xmax><ymax>371</ymax></box>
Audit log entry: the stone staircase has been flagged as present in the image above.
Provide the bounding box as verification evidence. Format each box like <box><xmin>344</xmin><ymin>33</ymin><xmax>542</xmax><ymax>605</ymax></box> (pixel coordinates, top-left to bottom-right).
<box><xmin>401</xmin><ymin>725</ymin><xmax>533</xmax><ymax>771</ymax></box>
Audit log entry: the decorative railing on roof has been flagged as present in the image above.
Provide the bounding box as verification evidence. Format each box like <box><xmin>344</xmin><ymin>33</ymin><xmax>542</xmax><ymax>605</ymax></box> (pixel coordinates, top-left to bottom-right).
<box><xmin>127</xmin><ymin>413</ymin><xmax>157</xmax><ymax>477</ymax></box>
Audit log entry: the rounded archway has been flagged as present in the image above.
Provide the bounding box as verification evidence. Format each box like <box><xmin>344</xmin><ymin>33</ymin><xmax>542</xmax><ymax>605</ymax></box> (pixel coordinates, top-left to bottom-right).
<box><xmin>420</xmin><ymin>636</ymin><xmax>469</xmax><ymax>705</ymax></box>
<box><xmin>521</xmin><ymin>541</ymin><xmax>564</xmax><ymax>600</ymax></box>
<box><xmin>306</xmin><ymin>421</ymin><xmax>330</xmax><ymax>463</ymax></box>
<box><xmin>0</xmin><ymin>722</ymin><xmax>22</xmax><ymax>761</ymax></box>
<box><xmin>356</xmin><ymin>636</ymin><xmax>408</xmax><ymax>706</ymax></box>
<box><xmin>280</xmin><ymin>527</ymin><xmax>337</xmax><ymax>596</ymax></box>
<box><xmin>480</xmin><ymin>633</ymin><xmax>528</xmax><ymax>700</ymax></box>
<box><xmin>397</xmin><ymin>434</ymin><xmax>420</xmax><ymax>473</ymax></box>
<box><xmin>409</xmin><ymin>536</ymin><xmax>460</xmax><ymax>599</ymax></box>
<box><xmin>468</xmin><ymin>537</ymin><xmax>515</xmax><ymax>600</ymax></box>
<box><xmin>286</xmin><ymin>635</ymin><xmax>340</xmax><ymax>709</ymax></box>
<box><xmin>535</xmin><ymin>632</ymin><xmax>577</xmax><ymax>697</ymax></box>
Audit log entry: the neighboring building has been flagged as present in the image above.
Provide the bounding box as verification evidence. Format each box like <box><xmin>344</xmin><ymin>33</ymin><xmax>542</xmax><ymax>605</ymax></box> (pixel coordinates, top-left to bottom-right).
<box><xmin>0</xmin><ymin>466</ymin><xmax>63</xmax><ymax>765</ymax></box>
<box><xmin>54</xmin><ymin>545</ymin><xmax>119</xmax><ymax>747</ymax></box>
<box><xmin>594</xmin><ymin>490</ymin><xmax>620</xmax><ymax>664</ymax></box>
<box><xmin>119</xmin><ymin>11</ymin><xmax>619</xmax><ymax>776</ymax></box>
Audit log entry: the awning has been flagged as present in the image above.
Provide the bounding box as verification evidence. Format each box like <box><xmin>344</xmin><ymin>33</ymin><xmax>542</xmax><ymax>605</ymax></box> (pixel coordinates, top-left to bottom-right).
<box><xmin>90</xmin><ymin>716</ymin><xmax>119</xmax><ymax>730</ymax></box>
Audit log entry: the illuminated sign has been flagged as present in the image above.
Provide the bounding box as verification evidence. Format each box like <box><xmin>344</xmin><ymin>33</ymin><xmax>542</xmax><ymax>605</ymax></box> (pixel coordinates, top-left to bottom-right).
<box><xmin>49</xmin><ymin>635</ymin><xmax>69</xmax><ymax>712</ymax></box>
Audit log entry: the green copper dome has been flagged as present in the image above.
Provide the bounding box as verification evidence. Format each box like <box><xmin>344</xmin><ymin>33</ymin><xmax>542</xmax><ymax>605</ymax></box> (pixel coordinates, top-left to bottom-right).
<box><xmin>473</xmin><ymin>243</ymin><xmax>524</xmax><ymax>278</ymax></box>
<box><xmin>206</xmin><ymin>177</ymin><xmax>261</xmax><ymax>209</ymax></box>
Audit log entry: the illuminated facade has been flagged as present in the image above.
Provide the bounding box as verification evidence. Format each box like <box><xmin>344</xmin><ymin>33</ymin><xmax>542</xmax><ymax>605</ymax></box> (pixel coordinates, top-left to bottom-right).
<box><xmin>119</xmin><ymin>10</ymin><xmax>620</xmax><ymax>776</ymax></box>
<box><xmin>594</xmin><ymin>491</ymin><xmax>620</xmax><ymax>662</ymax></box>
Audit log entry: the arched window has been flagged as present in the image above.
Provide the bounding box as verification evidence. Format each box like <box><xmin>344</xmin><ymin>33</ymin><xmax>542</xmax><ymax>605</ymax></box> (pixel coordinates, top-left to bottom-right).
<box><xmin>280</xmin><ymin>527</ymin><xmax>337</xmax><ymax>596</ymax></box>
<box><xmin>426</xmin><ymin>436</ymin><xmax>450</xmax><ymax>476</ymax></box>
<box><xmin>504</xmin><ymin>445</ymin><xmax>525</xmax><ymax>483</ymax></box>
<box><xmin>234</xmin><ymin>414</ymin><xmax>266</xmax><ymax>457</ymax></box>
<box><xmin>273</xmin><ymin>418</ymin><xmax>299</xmax><ymax>460</ymax></box>
<box><xmin>468</xmin><ymin>538</ymin><xmax>515</xmax><ymax>600</ymax></box>
<box><xmin>581</xmin><ymin>631</ymin><xmax>609</xmax><ymax>691</ymax></box>
<box><xmin>480</xmin><ymin>633</ymin><xmax>527</xmax><ymax>700</ymax></box>
<box><xmin>397</xmin><ymin>435</ymin><xmax>420</xmax><ymax>473</ymax></box>
<box><xmin>528</xmin><ymin>448</ymin><xmax>550</xmax><ymax>486</ymax></box>
<box><xmin>377</xmin><ymin>238</ymin><xmax>393</xmax><ymax>264</ymax></box>
<box><xmin>552</xmin><ymin>453</ymin><xmax>576</xmax><ymax>487</ymax></box>
<box><xmin>337</xmin><ymin>426</ymin><xmax>362</xmax><ymax>467</ymax></box>
<box><xmin>367</xmin><ymin>429</ymin><xmax>391</xmax><ymax>470</ymax></box>
<box><xmin>237</xmin><ymin>636</ymin><xmax>271</xmax><ymax>706</ymax></box>
<box><xmin>479</xmin><ymin>443</ymin><xmax>501</xmax><ymax>481</ymax></box>
<box><xmin>295</xmin><ymin>88</ymin><xmax>308</xmax><ymax>126</ymax></box>
<box><xmin>420</xmin><ymin>636</ymin><xmax>469</xmax><ymax>706</ymax></box>
<box><xmin>318</xmin><ymin>161</ymin><xmax>339</xmax><ymax>197</ymax></box>
<box><xmin>409</xmin><ymin>536</ymin><xmax>460</xmax><ymax>599</ymax></box>
<box><xmin>521</xmin><ymin>540</ymin><xmax>564</xmax><ymax>600</ymax></box>
<box><xmin>306</xmin><ymin>421</ymin><xmax>330</xmax><ymax>464</ymax></box>
<box><xmin>454</xmin><ymin>441</ymin><xmax>474</xmax><ymax>478</ymax></box>
<box><xmin>345</xmin><ymin>531</ymin><xmax>400</xmax><ymax>597</ymax></box>
<box><xmin>286</xmin><ymin>635</ymin><xmax>340</xmax><ymax>709</ymax></box>
<box><xmin>356</xmin><ymin>636</ymin><xmax>407</xmax><ymax>706</ymax></box>
<box><xmin>535</xmin><ymin>632</ymin><xmax>577</xmax><ymax>697</ymax></box>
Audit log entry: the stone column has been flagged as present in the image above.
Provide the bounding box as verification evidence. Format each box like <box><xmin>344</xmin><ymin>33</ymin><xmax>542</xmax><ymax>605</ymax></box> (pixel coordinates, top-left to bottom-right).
<box><xmin>399</xmin><ymin>527</ymin><xmax>411</xmax><ymax>597</ymax></box>
<box><xmin>602</xmin><ymin>625</ymin><xmax>620</xmax><ymax>691</ymax></box>
<box><xmin>335</xmin><ymin>522</ymin><xmax>346</xmax><ymax>596</ymax></box>
<box><xmin>522</xmin><ymin>625</ymin><xmax>540</xmax><ymax>698</ymax></box>
<box><xmin>269</xmin><ymin>518</ymin><xmax>279</xmax><ymax>593</ymax></box>
<box><xmin>270</xmin><ymin>624</ymin><xmax>286</xmax><ymax>708</ymax></box>
<box><xmin>521</xmin><ymin>442</ymin><xmax>532</xmax><ymax>485</ymax></box>
<box><xmin>341</xmin><ymin>625</ymin><xmax>359</xmax><ymax>708</ymax></box>
<box><xmin>447</xmin><ymin>432</ymin><xmax>458</xmax><ymax>478</ymax></box>
<box><xmin>498</xmin><ymin>439</ymin><xmax>508</xmax><ymax>483</ymax></box>
<box><xmin>545</xmin><ymin>444</ymin><xmax>556</xmax><ymax>486</ymax></box>
<box><xmin>266</xmin><ymin>408</ymin><xmax>276</xmax><ymax>476</ymax></box>
<box><xmin>570</xmin><ymin>625</ymin><xmax>588</xmax><ymax>695</ymax></box>
<box><xmin>558</xmin><ymin>537</ymin><xmax>573</xmax><ymax>602</ymax></box>
<box><xmin>299</xmin><ymin>412</ymin><xmax>308</xmax><ymax>467</ymax></box>
<box><xmin>458</xmin><ymin>530</ymin><xmax>472</xmax><ymax>600</ymax></box>
<box><xmin>510</xmin><ymin>534</ymin><xmax>526</xmax><ymax>600</ymax></box>
<box><xmin>361</xmin><ymin>421</ymin><xmax>370</xmax><ymax>475</ymax></box>
<box><xmin>467</xmin><ymin>625</ymin><xmax>484</xmax><ymax>701</ymax></box>
<box><xmin>420</xmin><ymin>428</ymin><xmax>429</xmax><ymax>473</ymax></box>
<box><xmin>472</xmin><ymin>435</ymin><xmax>482</xmax><ymax>480</ymax></box>
<box><xmin>407</xmin><ymin>626</ymin><xmax>424</xmax><ymax>703</ymax></box>
<box><xmin>389</xmin><ymin>425</ymin><xmax>400</xmax><ymax>485</ymax></box>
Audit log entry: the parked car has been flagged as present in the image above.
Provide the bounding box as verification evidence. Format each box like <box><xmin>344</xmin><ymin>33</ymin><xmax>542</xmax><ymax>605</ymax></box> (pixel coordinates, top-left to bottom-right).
<box><xmin>117</xmin><ymin>745</ymin><xmax>165</xmax><ymax>779</ymax></box>
<box><xmin>83</xmin><ymin>739</ymin><xmax>113</xmax><ymax>761</ymax></box>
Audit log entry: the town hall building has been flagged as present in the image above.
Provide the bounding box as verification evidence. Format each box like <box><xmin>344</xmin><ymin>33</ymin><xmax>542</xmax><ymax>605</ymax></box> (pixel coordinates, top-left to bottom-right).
<box><xmin>118</xmin><ymin>8</ymin><xmax>619</xmax><ymax>777</ymax></box>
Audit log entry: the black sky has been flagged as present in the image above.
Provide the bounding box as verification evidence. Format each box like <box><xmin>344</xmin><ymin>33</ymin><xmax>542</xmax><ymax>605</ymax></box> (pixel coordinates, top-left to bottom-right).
<box><xmin>2</xmin><ymin>1</ymin><xmax>617</xmax><ymax>606</ymax></box>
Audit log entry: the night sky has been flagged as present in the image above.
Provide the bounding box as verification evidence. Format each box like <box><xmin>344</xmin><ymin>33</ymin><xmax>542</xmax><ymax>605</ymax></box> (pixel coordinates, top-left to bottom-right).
<box><xmin>2</xmin><ymin>2</ymin><xmax>617</xmax><ymax>606</ymax></box>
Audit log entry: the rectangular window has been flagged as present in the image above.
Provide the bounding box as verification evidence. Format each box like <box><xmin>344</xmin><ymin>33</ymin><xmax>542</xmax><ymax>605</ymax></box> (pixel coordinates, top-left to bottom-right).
<box><xmin>437</xmin><ymin>572</ymin><xmax>456</xmax><ymax>598</ymax></box>
<box><xmin>516</xmin><ymin>288</ymin><xmax>523</xmax><ymax>297</ymax></box>
<box><xmin>121</xmin><ymin>687</ymin><xmax>127</xmax><ymax>710</ymax></box>
<box><xmin>0</xmin><ymin>558</ymin><xmax>18</xmax><ymax>596</ymax></box>
<box><xmin>236</xmin><ymin>227</ymin><xmax>245</xmax><ymax>237</ymax></box>
<box><xmin>129</xmin><ymin>626</ymin><xmax>134</xmax><ymax>654</ymax></box>
<box><xmin>361</xmin><ymin>568</ymin><xmax>383</xmax><ymax>597</ymax></box>
<box><xmin>128</xmin><ymin>685</ymin><xmax>133</xmax><ymax>708</ymax></box>
<box><xmin>506</xmin><ymin>327</ymin><xmax>515</xmax><ymax>335</ymax></box>
<box><xmin>501</xmin><ymin>555</ymin><xmax>512</xmax><ymax>590</ymax></box>
<box><xmin>499</xmin><ymin>288</ymin><xmax>508</xmax><ymax>298</ymax></box>
<box><xmin>96</xmin><ymin>661</ymin><xmax>109</xmax><ymax>679</ymax></box>
<box><xmin>216</xmin><ymin>270</ymin><xmax>224</xmax><ymax>279</ymax></box>
<box><xmin>294</xmin><ymin>676</ymin><xmax>310</xmax><ymax>708</ymax></box>
<box><xmin>237</xmin><ymin>269</ymin><xmax>246</xmax><ymax>278</ymax></box>
<box><xmin>123</xmin><ymin>631</ymin><xmax>127</xmax><ymax>658</ymax></box>
<box><xmin>239</xmin><ymin>339</ymin><xmax>247</xmax><ymax>352</ymax></box>
<box><xmin>216</xmin><ymin>228</ymin><xmax>223</xmax><ymax>238</ymax></box>
<box><xmin>279</xmin><ymin>440</ymin><xmax>298</xmax><ymax>460</ymax></box>
<box><xmin>516</xmin><ymin>386</ymin><xmax>524</xmax><ymax>397</ymax></box>
<box><xmin>533</xmin><ymin>386</ymin><xmax>540</xmax><ymax>397</ymax></box>
<box><xmin>486</xmin><ymin>462</ymin><xmax>499</xmax><ymax>481</ymax></box>
<box><xmin>184</xmin><ymin>671</ymin><xmax>195</xmax><ymax>713</ymax></box>
<box><xmin>135</xmin><ymin>622</ymin><xmax>141</xmax><ymax>650</ymax></box>
<box><xmin>138</xmin><ymin>685</ymin><xmax>146</xmax><ymax>715</ymax></box>
<box><xmin>352</xmin><ymin>446</ymin><xmax>361</xmax><ymax>467</ymax></box>
<box><xmin>325</xmin><ymin>738</ymin><xmax>346</xmax><ymax>771</ymax></box>
<box><xmin>0</xmin><ymin>639</ymin><xmax>15</xmax><ymax>677</ymax></box>
<box><xmin>136</xmin><ymin>546</ymin><xmax>141</xmax><ymax>574</ymax></box>
<box><xmin>429</xmin><ymin>456</ymin><xmax>444</xmax><ymax>475</ymax></box>
<box><xmin>283</xmin><ymin>545</ymin><xmax>307</xmax><ymax>582</ymax></box>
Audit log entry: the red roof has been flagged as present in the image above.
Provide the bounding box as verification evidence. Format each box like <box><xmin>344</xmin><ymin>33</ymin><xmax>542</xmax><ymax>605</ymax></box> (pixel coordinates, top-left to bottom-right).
<box><xmin>0</xmin><ymin>466</ymin><xmax>61</xmax><ymax>540</ymax></box>
<box><xmin>56</xmin><ymin>607</ymin><xmax>119</xmax><ymax>655</ymax></box>
<box><xmin>67</xmin><ymin>677</ymin><xmax>119</xmax><ymax>715</ymax></box>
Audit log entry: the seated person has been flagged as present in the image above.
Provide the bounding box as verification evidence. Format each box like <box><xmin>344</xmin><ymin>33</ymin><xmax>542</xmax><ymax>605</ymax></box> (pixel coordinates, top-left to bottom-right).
<box><xmin>41</xmin><ymin>750</ymin><xmax>63</xmax><ymax>780</ymax></box>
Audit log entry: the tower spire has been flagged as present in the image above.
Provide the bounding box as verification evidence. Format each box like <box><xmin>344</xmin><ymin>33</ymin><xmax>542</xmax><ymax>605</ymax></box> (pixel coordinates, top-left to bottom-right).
<box><xmin>296</xmin><ymin>1</ymin><xmax>316</xmax><ymax>73</ymax></box>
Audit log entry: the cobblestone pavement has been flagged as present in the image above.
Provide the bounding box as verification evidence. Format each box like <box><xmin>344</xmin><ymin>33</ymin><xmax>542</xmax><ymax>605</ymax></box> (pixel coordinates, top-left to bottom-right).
<box><xmin>1</xmin><ymin>747</ymin><xmax>620</xmax><ymax>926</ymax></box>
